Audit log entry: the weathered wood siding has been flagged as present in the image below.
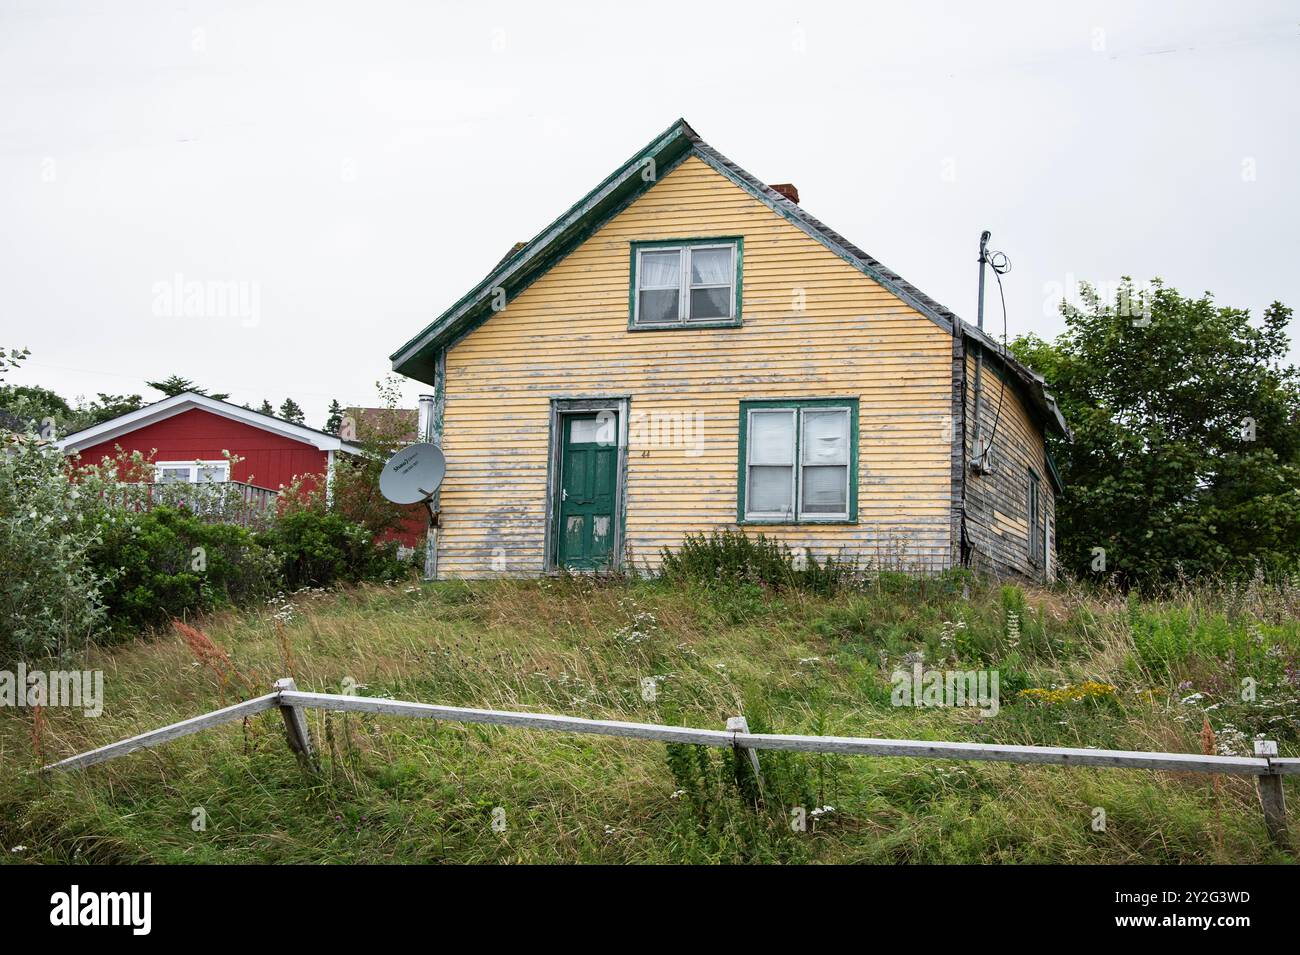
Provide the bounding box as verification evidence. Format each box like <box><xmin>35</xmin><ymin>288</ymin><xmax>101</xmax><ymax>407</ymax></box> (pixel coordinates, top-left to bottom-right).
<box><xmin>962</xmin><ymin>353</ymin><xmax>1056</xmax><ymax>581</ymax></box>
<box><xmin>437</xmin><ymin>155</ymin><xmax>956</xmax><ymax>578</ymax></box>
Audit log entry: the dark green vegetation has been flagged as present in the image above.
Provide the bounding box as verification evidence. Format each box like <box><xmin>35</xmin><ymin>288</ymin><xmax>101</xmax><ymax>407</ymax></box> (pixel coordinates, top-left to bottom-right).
<box><xmin>90</xmin><ymin>506</ymin><xmax>415</xmax><ymax>635</ymax></box>
<box><xmin>1013</xmin><ymin>280</ymin><xmax>1300</xmax><ymax>585</ymax></box>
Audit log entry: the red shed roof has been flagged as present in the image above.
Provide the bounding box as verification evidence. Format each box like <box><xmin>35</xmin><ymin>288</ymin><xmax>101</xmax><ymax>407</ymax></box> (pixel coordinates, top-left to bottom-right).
<box><xmin>57</xmin><ymin>392</ymin><xmax>365</xmax><ymax>455</ymax></box>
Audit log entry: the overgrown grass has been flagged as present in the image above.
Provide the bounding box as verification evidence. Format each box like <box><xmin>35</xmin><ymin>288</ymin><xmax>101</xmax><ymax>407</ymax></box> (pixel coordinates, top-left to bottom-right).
<box><xmin>1</xmin><ymin>572</ymin><xmax>1297</xmax><ymax>864</ymax></box>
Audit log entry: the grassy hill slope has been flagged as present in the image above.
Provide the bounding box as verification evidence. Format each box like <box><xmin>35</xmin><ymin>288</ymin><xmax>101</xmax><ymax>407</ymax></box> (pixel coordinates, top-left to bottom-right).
<box><xmin>2</xmin><ymin>573</ymin><xmax>1297</xmax><ymax>864</ymax></box>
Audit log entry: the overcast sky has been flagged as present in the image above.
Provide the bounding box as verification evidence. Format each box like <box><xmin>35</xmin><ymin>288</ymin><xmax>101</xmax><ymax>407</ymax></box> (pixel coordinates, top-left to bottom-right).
<box><xmin>2</xmin><ymin>0</ymin><xmax>1297</xmax><ymax>427</ymax></box>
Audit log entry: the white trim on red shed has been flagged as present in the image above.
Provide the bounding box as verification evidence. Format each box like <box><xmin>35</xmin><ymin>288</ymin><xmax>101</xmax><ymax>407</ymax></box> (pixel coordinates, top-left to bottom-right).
<box><xmin>56</xmin><ymin>392</ymin><xmax>366</xmax><ymax>456</ymax></box>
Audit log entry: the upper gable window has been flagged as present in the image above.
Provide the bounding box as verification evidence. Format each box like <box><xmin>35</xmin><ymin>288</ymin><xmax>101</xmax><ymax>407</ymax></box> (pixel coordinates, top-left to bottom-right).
<box><xmin>630</xmin><ymin>237</ymin><xmax>742</xmax><ymax>329</ymax></box>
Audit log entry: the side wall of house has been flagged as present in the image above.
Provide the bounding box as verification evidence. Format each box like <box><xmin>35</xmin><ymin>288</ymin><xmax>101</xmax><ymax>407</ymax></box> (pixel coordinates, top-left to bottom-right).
<box><xmin>962</xmin><ymin>352</ymin><xmax>1057</xmax><ymax>581</ymax></box>
<box><xmin>74</xmin><ymin>408</ymin><xmax>327</xmax><ymax>491</ymax></box>
<box><xmin>434</xmin><ymin>155</ymin><xmax>957</xmax><ymax>578</ymax></box>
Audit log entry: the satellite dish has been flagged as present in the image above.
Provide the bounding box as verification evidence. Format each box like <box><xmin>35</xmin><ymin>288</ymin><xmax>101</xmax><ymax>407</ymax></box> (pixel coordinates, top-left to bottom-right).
<box><xmin>380</xmin><ymin>443</ymin><xmax>446</xmax><ymax>505</ymax></box>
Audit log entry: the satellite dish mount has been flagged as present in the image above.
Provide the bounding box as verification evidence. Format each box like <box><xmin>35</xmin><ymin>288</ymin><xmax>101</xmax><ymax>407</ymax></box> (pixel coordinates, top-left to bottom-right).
<box><xmin>379</xmin><ymin>443</ymin><xmax>447</xmax><ymax>524</ymax></box>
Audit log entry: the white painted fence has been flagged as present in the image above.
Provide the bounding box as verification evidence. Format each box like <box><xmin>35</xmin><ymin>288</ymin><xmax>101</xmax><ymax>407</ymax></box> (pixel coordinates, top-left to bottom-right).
<box><xmin>41</xmin><ymin>680</ymin><xmax>1295</xmax><ymax>848</ymax></box>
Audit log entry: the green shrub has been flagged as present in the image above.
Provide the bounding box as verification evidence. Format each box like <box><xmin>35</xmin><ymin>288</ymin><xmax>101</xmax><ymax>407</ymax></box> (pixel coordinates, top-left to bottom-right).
<box><xmin>259</xmin><ymin>510</ymin><xmax>414</xmax><ymax>589</ymax></box>
<box><xmin>1126</xmin><ymin>598</ymin><xmax>1265</xmax><ymax>678</ymax></box>
<box><xmin>90</xmin><ymin>506</ymin><xmax>281</xmax><ymax>632</ymax></box>
<box><xmin>660</xmin><ymin>529</ymin><xmax>855</xmax><ymax>595</ymax></box>
<box><xmin>0</xmin><ymin>435</ymin><xmax>105</xmax><ymax>660</ymax></box>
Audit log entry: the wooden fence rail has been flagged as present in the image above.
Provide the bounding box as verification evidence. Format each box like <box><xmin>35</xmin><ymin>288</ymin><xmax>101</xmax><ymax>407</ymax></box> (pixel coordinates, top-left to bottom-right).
<box><xmin>41</xmin><ymin>682</ymin><xmax>1295</xmax><ymax>849</ymax></box>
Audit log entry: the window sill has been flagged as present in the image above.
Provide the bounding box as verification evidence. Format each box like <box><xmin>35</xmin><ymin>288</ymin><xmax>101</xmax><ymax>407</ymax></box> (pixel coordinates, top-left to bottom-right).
<box><xmin>628</xmin><ymin>318</ymin><xmax>743</xmax><ymax>332</ymax></box>
<box><xmin>737</xmin><ymin>518</ymin><xmax>857</xmax><ymax>526</ymax></box>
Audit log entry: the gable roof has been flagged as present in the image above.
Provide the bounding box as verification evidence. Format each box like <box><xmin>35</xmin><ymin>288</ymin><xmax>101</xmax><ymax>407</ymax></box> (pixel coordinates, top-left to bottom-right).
<box><xmin>57</xmin><ymin>392</ymin><xmax>365</xmax><ymax>455</ymax></box>
<box><xmin>391</xmin><ymin>118</ymin><xmax>1070</xmax><ymax>440</ymax></box>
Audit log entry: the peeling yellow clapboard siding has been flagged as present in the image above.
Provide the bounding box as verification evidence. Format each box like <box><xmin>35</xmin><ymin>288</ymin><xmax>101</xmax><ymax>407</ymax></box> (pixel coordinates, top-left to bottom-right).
<box><xmin>438</xmin><ymin>155</ymin><xmax>955</xmax><ymax>578</ymax></box>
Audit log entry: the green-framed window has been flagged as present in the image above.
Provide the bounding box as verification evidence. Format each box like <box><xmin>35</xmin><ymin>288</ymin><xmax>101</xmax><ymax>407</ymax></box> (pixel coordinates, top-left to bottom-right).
<box><xmin>629</xmin><ymin>237</ymin><xmax>742</xmax><ymax>329</ymax></box>
<box><xmin>1027</xmin><ymin>467</ymin><xmax>1042</xmax><ymax>566</ymax></box>
<box><xmin>737</xmin><ymin>398</ymin><xmax>859</xmax><ymax>523</ymax></box>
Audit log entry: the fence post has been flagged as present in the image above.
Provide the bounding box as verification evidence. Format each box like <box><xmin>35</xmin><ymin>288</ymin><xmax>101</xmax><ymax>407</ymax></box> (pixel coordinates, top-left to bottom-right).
<box><xmin>274</xmin><ymin>678</ymin><xmax>318</xmax><ymax>772</ymax></box>
<box><xmin>1253</xmin><ymin>740</ymin><xmax>1289</xmax><ymax>850</ymax></box>
<box><xmin>727</xmin><ymin>716</ymin><xmax>764</xmax><ymax>798</ymax></box>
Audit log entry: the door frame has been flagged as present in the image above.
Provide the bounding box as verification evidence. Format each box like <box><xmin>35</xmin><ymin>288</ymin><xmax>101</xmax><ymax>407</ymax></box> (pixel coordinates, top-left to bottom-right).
<box><xmin>544</xmin><ymin>396</ymin><xmax>630</xmax><ymax>572</ymax></box>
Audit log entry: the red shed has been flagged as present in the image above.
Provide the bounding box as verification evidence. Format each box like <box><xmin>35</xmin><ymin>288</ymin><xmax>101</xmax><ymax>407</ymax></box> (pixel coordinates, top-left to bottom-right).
<box><xmin>58</xmin><ymin>392</ymin><xmax>430</xmax><ymax>554</ymax></box>
<box><xmin>58</xmin><ymin>391</ymin><xmax>362</xmax><ymax>491</ymax></box>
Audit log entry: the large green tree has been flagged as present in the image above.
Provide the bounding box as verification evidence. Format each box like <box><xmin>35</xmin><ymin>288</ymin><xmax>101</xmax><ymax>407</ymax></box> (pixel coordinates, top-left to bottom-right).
<box><xmin>0</xmin><ymin>385</ymin><xmax>142</xmax><ymax>434</ymax></box>
<box><xmin>78</xmin><ymin>393</ymin><xmax>145</xmax><ymax>428</ymax></box>
<box><xmin>1012</xmin><ymin>279</ymin><xmax>1300</xmax><ymax>586</ymax></box>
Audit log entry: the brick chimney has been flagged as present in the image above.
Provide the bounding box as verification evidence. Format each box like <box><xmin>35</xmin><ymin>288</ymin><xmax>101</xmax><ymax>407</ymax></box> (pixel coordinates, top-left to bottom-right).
<box><xmin>769</xmin><ymin>183</ymin><xmax>799</xmax><ymax>204</ymax></box>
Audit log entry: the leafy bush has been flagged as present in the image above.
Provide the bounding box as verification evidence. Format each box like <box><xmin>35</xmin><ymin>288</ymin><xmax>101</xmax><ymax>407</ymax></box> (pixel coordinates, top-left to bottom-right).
<box><xmin>259</xmin><ymin>510</ymin><xmax>414</xmax><ymax>589</ymax></box>
<box><xmin>0</xmin><ymin>434</ymin><xmax>106</xmax><ymax>661</ymax></box>
<box><xmin>90</xmin><ymin>506</ymin><xmax>281</xmax><ymax>632</ymax></box>
<box><xmin>277</xmin><ymin>377</ymin><xmax>420</xmax><ymax>542</ymax></box>
<box><xmin>660</xmin><ymin>529</ymin><xmax>855</xmax><ymax>595</ymax></box>
<box><xmin>1011</xmin><ymin>281</ymin><xmax>1300</xmax><ymax>585</ymax></box>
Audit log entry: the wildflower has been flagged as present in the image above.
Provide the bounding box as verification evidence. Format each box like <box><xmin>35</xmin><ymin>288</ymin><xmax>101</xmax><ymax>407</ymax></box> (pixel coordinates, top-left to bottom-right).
<box><xmin>1019</xmin><ymin>681</ymin><xmax>1117</xmax><ymax>705</ymax></box>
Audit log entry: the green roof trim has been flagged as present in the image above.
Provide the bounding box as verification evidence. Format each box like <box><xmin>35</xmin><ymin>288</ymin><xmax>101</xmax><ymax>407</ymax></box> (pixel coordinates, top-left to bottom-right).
<box><xmin>389</xmin><ymin>118</ymin><xmax>696</xmax><ymax>383</ymax></box>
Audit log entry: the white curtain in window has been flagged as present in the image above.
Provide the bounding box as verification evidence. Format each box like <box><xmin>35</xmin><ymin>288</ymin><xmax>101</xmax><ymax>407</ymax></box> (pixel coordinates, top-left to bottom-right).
<box><xmin>801</xmin><ymin>409</ymin><xmax>849</xmax><ymax>514</ymax></box>
<box><xmin>639</xmin><ymin>250</ymin><xmax>681</xmax><ymax>288</ymax></box>
<box><xmin>690</xmin><ymin>247</ymin><xmax>731</xmax><ymax>286</ymax></box>
<box><xmin>802</xmin><ymin>410</ymin><xmax>848</xmax><ymax>464</ymax></box>
<box><xmin>749</xmin><ymin>468</ymin><xmax>793</xmax><ymax>513</ymax></box>
<box><xmin>801</xmin><ymin>467</ymin><xmax>848</xmax><ymax>513</ymax></box>
<box><xmin>748</xmin><ymin>410</ymin><xmax>794</xmax><ymax>514</ymax></box>
<box><xmin>749</xmin><ymin>411</ymin><xmax>794</xmax><ymax>464</ymax></box>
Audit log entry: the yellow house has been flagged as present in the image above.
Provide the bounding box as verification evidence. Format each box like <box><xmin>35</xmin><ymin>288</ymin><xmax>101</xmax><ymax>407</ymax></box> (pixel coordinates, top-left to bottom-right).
<box><xmin>391</xmin><ymin>120</ymin><xmax>1070</xmax><ymax>581</ymax></box>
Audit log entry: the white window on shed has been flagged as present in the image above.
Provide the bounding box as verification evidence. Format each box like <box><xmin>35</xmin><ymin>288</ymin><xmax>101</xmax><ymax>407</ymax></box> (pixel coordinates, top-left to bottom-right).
<box><xmin>155</xmin><ymin>461</ymin><xmax>230</xmax><ymax>484</ymax></box>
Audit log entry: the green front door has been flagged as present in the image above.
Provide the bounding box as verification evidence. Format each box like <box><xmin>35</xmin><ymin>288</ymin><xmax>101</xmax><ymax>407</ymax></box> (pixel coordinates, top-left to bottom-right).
<box><xmin>556</xmin><ymin>413</ymin><xmax>619</xmax><ymax>570</ymax></box>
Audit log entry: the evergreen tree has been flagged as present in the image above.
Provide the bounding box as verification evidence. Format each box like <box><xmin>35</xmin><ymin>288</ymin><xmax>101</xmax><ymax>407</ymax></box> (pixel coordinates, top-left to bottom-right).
<box><xmin>146</xmin><ymin>375</ymin><xmax>229</xmax><ymax>401</ymax></box>
<box><xmin>324</xmin><ymin>399</ymin><xmax>344</xmax><ymax>436</ymax></box>
<box><xmin>278</xmin><ymin>398</ymin><xmax>306</xmax><ymax>425</ymax></box>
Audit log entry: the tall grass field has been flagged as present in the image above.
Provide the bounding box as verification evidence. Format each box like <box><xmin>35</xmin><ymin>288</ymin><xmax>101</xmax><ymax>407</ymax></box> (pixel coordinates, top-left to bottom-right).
<box><xmin>2</xmin><ymin>569</ymin><xmax>1298</xmax><ymax>864</ymax></box>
